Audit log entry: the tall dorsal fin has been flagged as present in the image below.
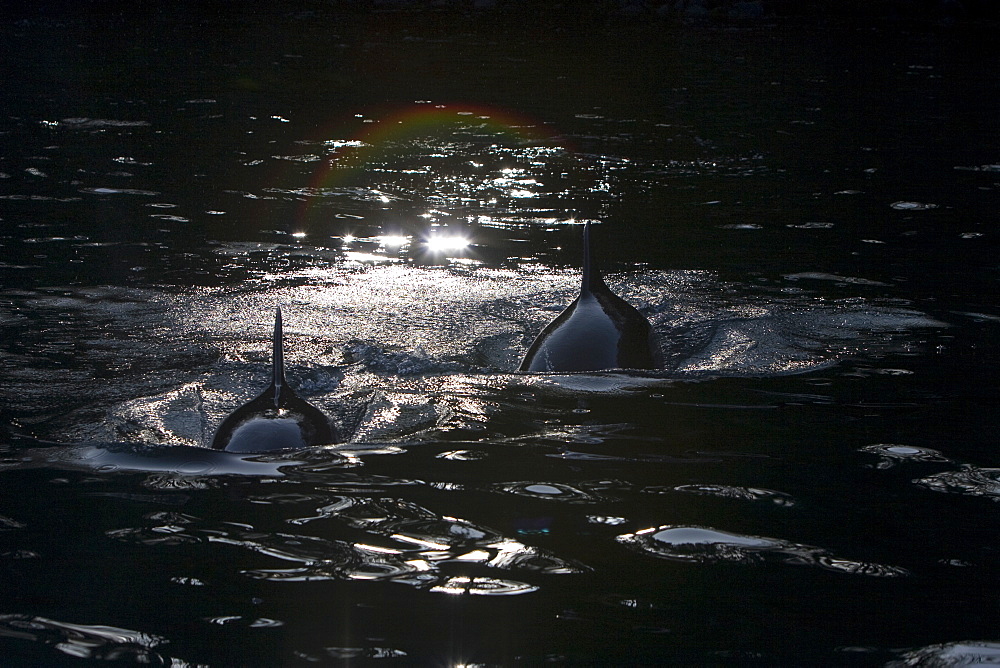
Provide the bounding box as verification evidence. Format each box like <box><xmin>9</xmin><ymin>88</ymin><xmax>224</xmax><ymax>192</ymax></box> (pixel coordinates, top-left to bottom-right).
<box><xmin>581</xmin><ymin>222</ymin><xmax>604</xmax><ymax>295</ymax></box>
<box><xmin>271</xmin><ymin>306</ymin><xmax>285</xmax><ymax>407</ymax></box>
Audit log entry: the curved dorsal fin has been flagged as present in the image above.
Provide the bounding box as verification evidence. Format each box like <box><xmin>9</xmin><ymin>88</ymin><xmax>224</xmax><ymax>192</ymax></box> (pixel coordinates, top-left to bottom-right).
<box><xmin>272</xmin><ymin>306</ymin><xmax>285</xmax><ymax>407</ymax></box>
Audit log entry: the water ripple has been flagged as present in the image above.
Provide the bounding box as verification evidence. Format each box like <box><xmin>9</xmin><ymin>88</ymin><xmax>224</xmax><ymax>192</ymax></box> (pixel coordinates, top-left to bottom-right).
<box><xmin>241</xmin><ymin>543</ymin><xmax>423</xmax><ymax>583</ymax></box>
<box><xmin>79</xmin><ymin>187</ymin><xmax>159</xmax><ymax>196</ymax></box>
<box><xmin>860</xmin><ymin>443</ymin><xmax>952</xmax><ymax>469</ymax></box>
<box><xmin>41</xmin><ymin>117</ymin><xmax>150</xmax><ymax>129</ymax></box>
<box><xmin>0</xmin><ymin>614</ymin><xmax>168</xmax><ymax>661</ymax></box>
<box><xmin>436</xmin><ymin>449</ymin><xmax>488</xmax><ymax>461</ymax></box>
<box><xmin>343</xmin><ymin>341</ymin><xmax>447</xmax><ymax>375</ymax></box>
<box><xmin>428</xmin><ymin>576</ymin><xmax>538</xmax><ymax>596</ymax></box>
<box><xmin>616</xmin><ymin>525</ymin><xmax>907</xmax><ymax>576</ymax></box>
<box><xmin>914</xmin><ymin>467</ymin><xmax>1000</xmax><ymax>501</ymax></box>
<box><xmin>890</xmin><ymin>201</ymin><xmax>939</xmax><ymax>211</ymax></box>
<box><xmin>205</xmin><ymin>530</ymin><xmax>353</xmax><ymax>564</ymax></box>
<box><xmin>314</xmin><ymin>647</ymin><xmax>408</xmax><ymax>660</ymax></box>
<box><xmin>490</xmin><ymin>481</ymin><xmax>597</xmax><ymax>503</ymax></box>
<box><xmin>887</xmin><ymin>641</ymin><xmax>1000</xmax><ymax>666</ymax></box>
<box><xmin>108</xmin><ymin>496</ymin><xmax>588</xmax><ymax>593</ymax></box>
<box><xmin>670</xmin><ymin>484</ymin><xmax>796</xmax><ymax>506</ymax></box>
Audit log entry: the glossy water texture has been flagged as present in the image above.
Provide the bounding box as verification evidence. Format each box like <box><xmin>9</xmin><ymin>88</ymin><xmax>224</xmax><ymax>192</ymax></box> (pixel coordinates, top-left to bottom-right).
<box><xmin>2</xmin><ymin>4</ymin><xmax>1000</xmax><ymax>665</ymax></box>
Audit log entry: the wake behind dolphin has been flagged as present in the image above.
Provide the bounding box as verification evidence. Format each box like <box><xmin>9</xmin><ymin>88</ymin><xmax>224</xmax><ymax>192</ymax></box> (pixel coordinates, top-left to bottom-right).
<box><xmin>519</xmin><ymin>223</ymin><xmax>662</xmax><ymax>372</ymax></box>
<box><xmin>211</xmin><ymin>307</ymin><xmax>337</xmax><ymax>452</ymax></box>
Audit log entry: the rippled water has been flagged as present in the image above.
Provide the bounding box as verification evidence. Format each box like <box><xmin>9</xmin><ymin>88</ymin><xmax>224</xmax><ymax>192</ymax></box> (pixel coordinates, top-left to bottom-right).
<box><xmin>2</xmin><ymin>4</ymin><xmax>1000</xmax><ymax>665</ymax></box>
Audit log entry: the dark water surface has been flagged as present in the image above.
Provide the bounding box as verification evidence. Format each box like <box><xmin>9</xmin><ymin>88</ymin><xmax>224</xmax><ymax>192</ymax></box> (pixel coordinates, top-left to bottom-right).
<box><xmin>2</xmin><ymin>3</ymin><xmax>1000</xmax><ymax>665</ymax></box>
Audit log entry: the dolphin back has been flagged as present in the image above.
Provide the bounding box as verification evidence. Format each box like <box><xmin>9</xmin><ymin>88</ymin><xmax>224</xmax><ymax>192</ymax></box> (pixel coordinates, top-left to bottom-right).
<box><xmin>519</xmin><ymin>223</ymin><xmax>662</xmax><ymax>372</ymax></box>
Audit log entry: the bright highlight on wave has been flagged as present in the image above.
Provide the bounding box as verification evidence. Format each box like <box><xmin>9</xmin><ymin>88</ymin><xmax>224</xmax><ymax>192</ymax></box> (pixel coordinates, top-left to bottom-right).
<box><xmin>333</xmin><ymin>231</ymin><xmax>471</xmax><ymax>262</ymax></box>
<box><xmin>378</xmin><ymin>235</ymin><xmax>410</xmax><ymax>248</ymax></box>
<box><xmin>423</xmin><ymin>234</ymin><xmax>470</xmax><ymax>254</ymax></box>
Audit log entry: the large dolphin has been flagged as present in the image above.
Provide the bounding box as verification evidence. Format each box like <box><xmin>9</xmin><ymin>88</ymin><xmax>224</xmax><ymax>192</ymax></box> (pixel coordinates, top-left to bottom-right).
<box><xmin>211</xmin><ymin>307</ymin><xmax>336</xmax><ymax>452</ymax></box>
<box><xmin>519</xmin><ymin>223</ymin><xmax>662</xmax><ymax>372</ymax></box>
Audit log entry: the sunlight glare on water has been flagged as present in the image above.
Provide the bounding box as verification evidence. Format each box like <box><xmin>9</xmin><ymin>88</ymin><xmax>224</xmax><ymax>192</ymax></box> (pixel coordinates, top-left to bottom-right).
<box><xmin>422</xmin><ymin>233</ymin><xmax>471</xmax><ymax>255</ymax></box>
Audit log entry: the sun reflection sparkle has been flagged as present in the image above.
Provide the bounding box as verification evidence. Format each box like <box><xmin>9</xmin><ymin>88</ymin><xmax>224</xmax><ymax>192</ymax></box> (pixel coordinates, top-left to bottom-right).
<box><xmin>424</xmin><ymin>235</ymin><xmax>470</xmax><ymax>254</ymax></box>
<box><xmin>378</xmin><ymin>235</ymin><xmax>410</xmax><ymax>248</ymax></box>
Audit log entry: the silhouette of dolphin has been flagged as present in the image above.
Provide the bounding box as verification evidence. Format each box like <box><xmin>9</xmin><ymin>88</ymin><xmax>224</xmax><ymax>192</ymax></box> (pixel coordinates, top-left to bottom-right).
<box><xmin>211</xmin><ymin>307</ymin><xmax>336</xmax><ymax>452</ymax></box>
<box><xmin>519</xmin><ymin>223</ymin><xmax>662</xmax><ymax>372</ymax></box>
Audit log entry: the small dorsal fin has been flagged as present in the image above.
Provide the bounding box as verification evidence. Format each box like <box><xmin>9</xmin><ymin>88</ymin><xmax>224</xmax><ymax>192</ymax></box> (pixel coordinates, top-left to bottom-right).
<box><xmin>271</xmin><ymin>306</ymin><xmax>285</xmax><ymax>407</ymax></box>
<box><xmin>581</xmin><ymin>222</ymin><xmax>604</xmax><ymax>295</ymax></box>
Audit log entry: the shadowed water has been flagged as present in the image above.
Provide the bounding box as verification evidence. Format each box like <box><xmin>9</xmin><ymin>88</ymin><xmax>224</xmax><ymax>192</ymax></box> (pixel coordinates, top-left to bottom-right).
<box><xmin>1</xmin><ymin>3</ymin><xmax>999</xmax><ymax>665</ymax></box>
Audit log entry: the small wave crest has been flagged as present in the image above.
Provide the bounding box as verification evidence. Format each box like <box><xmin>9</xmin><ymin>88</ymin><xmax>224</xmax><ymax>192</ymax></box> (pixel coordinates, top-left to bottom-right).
<box><xmin>342</xmin><ymin>339</ymin><xmax>455</xmax><ymax>375</ymax></box>
<box><xmin>0</xmin><ymin>614</ymin><xmax>168</xmax><ymax>662</ymax></box>
<box><xmin>887</xmin><ymin>641</ymin><xmax>1000</xmax><ymax>667</ymax></box>
<box><xmin>915</xmin><ymin>467</ymin><xmax>1000</xmax><ymax>501</ymax></box>
<box><xmin>616</xmin><ymin>525</ymin><xmax>907</xmax><ymax>576</ymax></box>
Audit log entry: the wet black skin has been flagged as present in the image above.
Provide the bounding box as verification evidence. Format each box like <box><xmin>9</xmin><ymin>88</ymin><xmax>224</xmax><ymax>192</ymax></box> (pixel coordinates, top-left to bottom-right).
<box><xmin>211</xmin><ymin>307</ymin><xmax>336</xmax><ymax>453</ymax></box>
<box><xmin>519</xmin><ymin>223</ymin><xmax>662</xmax><ymax>372</ymax></box>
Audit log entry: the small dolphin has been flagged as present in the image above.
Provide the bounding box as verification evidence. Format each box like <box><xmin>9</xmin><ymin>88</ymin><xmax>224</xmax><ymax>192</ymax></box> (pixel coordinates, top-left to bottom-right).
<box><xmin>211</xmin><ymin>307</ymin><xmax>336</xmax><ymax>452</ymax></box>
<box><xmin>519</xmin><ymin>223</ymin><xmax>662</xmax><ymax>372</ymax></box>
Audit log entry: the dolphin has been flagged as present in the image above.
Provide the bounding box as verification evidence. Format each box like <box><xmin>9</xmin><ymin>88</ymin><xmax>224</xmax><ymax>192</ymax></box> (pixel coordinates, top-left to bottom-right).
<box><xmin>211</xmin><ymin>307</ymin><xmax>337</xmax><ymax>452</ymax></box>
<box><xmin>519</xmin><ymin>223</ymin><xmax>662</xmax><ymax>372</ymax></box>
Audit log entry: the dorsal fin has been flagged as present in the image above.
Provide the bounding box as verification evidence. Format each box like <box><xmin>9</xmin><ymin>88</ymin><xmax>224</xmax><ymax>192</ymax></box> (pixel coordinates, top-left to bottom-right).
<box><xmin>211</xmin><ymin>306</ymin><xmax>337</xmax><ymax>451</ymax></box>
<box><xmin>271</xmin><ymin>306</ymin><xmax>285</xmax><ymax>407</ymax></box>
<box><xmin>581</xmin><ymin>222</ymin><xmax>604</xmax><ymax>295</ymax></box>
